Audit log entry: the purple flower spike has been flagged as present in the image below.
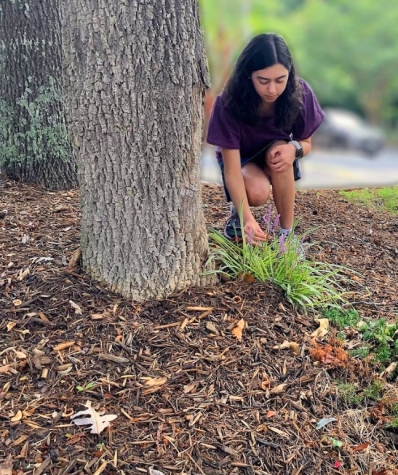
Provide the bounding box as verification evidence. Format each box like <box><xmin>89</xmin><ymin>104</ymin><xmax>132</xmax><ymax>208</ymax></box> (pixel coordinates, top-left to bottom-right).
<box><xmin>278</xmin><ymin>233</ymin><xmax>286</xmax><ymax>257</ymax></box>
<box><xmin>247</xmin><ymin>229</ymin><xmax>253</xmax><ymax>244</ymax></box>
<box><xmin>263</xmin><ymin>204</ymin><xmax>272</xmax><ymax>230</ymax></box>
<box><xmin>270</xmin><ymin>214</ymin><xmax>280</xmax><ymax>235</ymax></box>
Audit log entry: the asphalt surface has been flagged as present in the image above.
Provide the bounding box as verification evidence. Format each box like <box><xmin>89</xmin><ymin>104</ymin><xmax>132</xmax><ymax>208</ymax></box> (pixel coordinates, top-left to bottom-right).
<box><xmin>200</xmin><ymin>146</ymin><xmax>398</xmax><ymax>190</ymax></box>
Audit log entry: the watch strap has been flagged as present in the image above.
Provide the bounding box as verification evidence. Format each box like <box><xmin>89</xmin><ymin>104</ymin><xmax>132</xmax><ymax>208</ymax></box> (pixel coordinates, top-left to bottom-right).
<box><xmin>289</xmin><ymin>140</ymin><xmax>304</xmax><ymax>159</ymax></box>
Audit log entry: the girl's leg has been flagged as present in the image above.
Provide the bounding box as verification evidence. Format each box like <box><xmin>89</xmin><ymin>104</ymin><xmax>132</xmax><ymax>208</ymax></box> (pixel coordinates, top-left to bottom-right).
<box><xmin>241</xmin><ymin>162</ymin><xmax>271</xmax><ymax>206</ymax></box>
<box><xmin>268</xmin><ymin>166</ymin><xmax>295</xmax><ymax>229</ymax></box>
<box><xmin>263</xmin><ymin>140</ymin><xmax>295</xmax><ymax>229</ymax></box>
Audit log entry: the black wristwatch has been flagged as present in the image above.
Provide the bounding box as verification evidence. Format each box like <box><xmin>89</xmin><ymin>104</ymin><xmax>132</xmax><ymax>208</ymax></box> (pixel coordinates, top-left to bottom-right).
<box><xmin>289</xmin><ymin>140</ymin><xmax>304</xmax><ymax>159</ymax></box>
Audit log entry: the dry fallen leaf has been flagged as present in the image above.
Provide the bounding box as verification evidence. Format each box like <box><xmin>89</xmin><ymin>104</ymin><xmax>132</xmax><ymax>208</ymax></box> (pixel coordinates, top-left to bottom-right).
<box><xmin>68</xmin><ymin>248</ymin><xmax>82</xmax><ymax>270</ymax></box>
<box><xmin>70</xmin><ymin>400</ymin><xmax>117</xmax><ymax>434</ymax></box>
<box><xmin>206</xmin><ymin>321</ymin><xmax>219</xmax><ymax>334</ymax></box>
<box><xmin>0</xmin><ymin>454</ymin><xmax>12</xmax><ymax>475</ymax></box>
<box><xmin>90</xmin><ymin>314</ymin><xmax>105</xmax><ymax>320</ymax></box>
<box><xmin>232</xmin><ymin>319</ymin><xmax>246</xmax><ymax>341</ymax></box>
<box><xmin>17</xmin><ymin>267</ymin><xmax>30</xmax><ymax>281</ymax></box>
<box><xmin>242</xmin><ymin>273</ymin><xmax>255</xmax><ymax>283</ymax></box>
<box><xmin>148</xmin><ymin>468</ymin><xmax>165</xmax><ymax>475</ymax></box>
<box><xmin>381</xmin><ymin>362</ymin><xmax>397</xmax><ymax>377</ymax></box>
<box><xmin>142</xmin><ymin>377</ymin><xmax>168</xmax><ymax>387</ymax></box>
<box><xmin>290</xmin><ymin>342</ymin><xmax>301</xmax><ymax>356</ymax></box>
<box><xmin>7</xmin><ymin>322</ymin><xmax>16</xmax><ymax>332</ymax></box>
<box><xmin>352</xmin><ymin>442</ymin><xmax>370</xmax><ymax>453</ymax></box>
<box><xmin>270</xmin><ymin>383</ymin><xmax>287</xmax><ymax>395</ymax></box>
<box><xmin>11</xmin><ymin>410</ymin><xmax>23</xmax><ymax>422</ymax></box>
<box><xmin>69</xmin><ymin>300</ymin><xmax>82</xmax><ymax>315</ymax></box>
<box><xmin>273</xmin><ymin>341</ymin><xmax>291</xmax><ymax>350</ymax></box>
<box><xmin>311</xmin><ymin>319</ymin><xmax>329</xmax><ymax>338</ymax></box>
<box><xmin>268</xmin><ymin>426</ymin><xmax>289</xmax><ymax>438</ymax></box>
<box><xmin>273</xmin><ymin>340</ymin><xmax>301</xmax><ymax>356</ymax></box>
<box><xmin>0</xmin><ymin>365</ymin><xmax>12</xmax><ymax>374</ymax></box>
<box><xmin>53</xmin><ymin>341</ymin><xmax>75</xmax><ymax>352</ymax></box>
<box><xmin>183</xmin><ymin>382</ymin><xmax>198</xmax><ymax>394</ymax></box>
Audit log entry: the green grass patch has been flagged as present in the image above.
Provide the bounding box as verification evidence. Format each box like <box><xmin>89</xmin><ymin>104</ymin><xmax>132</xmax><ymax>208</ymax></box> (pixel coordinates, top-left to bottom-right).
<box><xmin>337</xmin><ymin>380</ymin><xmax>382</xmax><ymax>403</ymax></box>
<box><xmin>363</xmin><ymin>380</ymin><xmax>383</xmax><ymax>400</ymax></box>
<box><xmin>324</xmin><ymin>308</ymin><xmax>398</xmax><ymax>378</ymax></box>
<box><xmin>337</xmin><ymin>382</ymin><xmax>363</xmax><ymax>405</ymax></box>
<box><xmin>205</xmin><ymin>205</ymin><xmax>349</xmax><ymax>312</ymax></box>
<box><xmin>323</xmin><ymin>307</ymin><xmax>360</xmax><ymax>329</ymax></box>
<box><xmin>340</xmin><ymin>186</ymin><xmax>398</xmax><ymax>214</ymax></box>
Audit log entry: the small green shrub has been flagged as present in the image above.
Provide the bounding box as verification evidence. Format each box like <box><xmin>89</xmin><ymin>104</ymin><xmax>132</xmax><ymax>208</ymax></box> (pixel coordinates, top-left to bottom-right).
<box><xmin>349</xmin><ymin>347</ymin><xmax>370</xmax><ymax>359</ymax></box>
<box><xmin>359</xmin><ymin>318</ymin><xmax>398</xmax><ymax>364</ymax></box>
<box><xmin>363</xmin><ymin>380</ymin><xmax>383</xmax><ymax>400</ymax></box>
<box><xmin>337</xmin><ymin>382</ymin><xmax>363</xmax><ymax>405</ymax></box>
<box><xmin>386</xmin><ymin>418</ymin><xmax>398</xmax><ymax>429</ymax></box>
<box><xmin>323</xmin><ymin>307</ymin><xmax>360</xmax><ymax>329</ymax></box>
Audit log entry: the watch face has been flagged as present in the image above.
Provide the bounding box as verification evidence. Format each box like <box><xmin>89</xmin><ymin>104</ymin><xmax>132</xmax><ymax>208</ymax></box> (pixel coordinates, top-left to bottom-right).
<box><xmin>290</xmin><ymin>140</ymin><xmax>303</xmax><ymax>158</ymax></box>
<box><xmin>297</xmin><ymin>146</ymin><xmax>304</xmax><ymax>159</ymax></box>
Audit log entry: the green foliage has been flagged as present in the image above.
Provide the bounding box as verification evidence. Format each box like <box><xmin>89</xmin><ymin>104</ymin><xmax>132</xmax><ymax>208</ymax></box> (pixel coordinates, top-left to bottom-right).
<box><xmin>327</xmin><ymin>310</ymin><xmax>398</xmax><ymax>374</ymax></box>
<box><xmin>340</xmin><ymin>187</ymin><xmax>398</xmax><ymax>215</ymax></box>
<box><xmin>323</xmin><ymin>307</ymin><xmax>360</xmax><ymax>329</ymax></box>
<box><xmin>199</xmin><ymin>0</ymin><xmax>398</xmax><ymax>126</ymax></box>
<box><xmin>337</xmin><ymin>383</ymin><xmax>363</xmax><ymax>405</ymax></box>
<box><xmin>386</xmin><ymin>418</ymin><xmax>398</xmax><ymax>429</ymax></box>
<box><xmin>338</xmin><ymin>380</ymin><xmax>383</xmax><ymax>404</ymax></box>
<box><xmin>0</xmin><ymin>76</ymin><xmax>73</xmax><ymax>169</ymax></box>
<box><xmin>205</xmin><ymin>206</ymin><xmax>347</xmax><ymax>311</ymax></box>
<box><xmin>76</xmin><ymin>382</ymin><xmax>95</xmax><ymax>392</ymax></box>
<box><xmin>363</xmin><ymin>380</ymin><xmax>383</xmax><ymax>400</ymax></box>
<box><xmin>359</xmin><ymin>318</ymin><xmax>398</xmax><ymax>364</ymax></box>
<box><xmin>349</xmin><ymin>347</ymin><xmax>370</xmax><ymax>359</ymax></box>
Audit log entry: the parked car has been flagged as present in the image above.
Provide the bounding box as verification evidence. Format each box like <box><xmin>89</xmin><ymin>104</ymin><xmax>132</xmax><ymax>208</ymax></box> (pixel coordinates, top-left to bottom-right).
<box><xmin>313</xmin><ymin>108</ymin><xmax>384</xmax><ymax>157</ymax></box>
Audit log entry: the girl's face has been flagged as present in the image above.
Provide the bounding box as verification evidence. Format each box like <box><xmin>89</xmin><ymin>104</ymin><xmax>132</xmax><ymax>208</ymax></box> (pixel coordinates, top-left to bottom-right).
<box><xmin>251</xmin><ymin>63</ymin><xmax>289</xmax><ymax>103</ymax></box>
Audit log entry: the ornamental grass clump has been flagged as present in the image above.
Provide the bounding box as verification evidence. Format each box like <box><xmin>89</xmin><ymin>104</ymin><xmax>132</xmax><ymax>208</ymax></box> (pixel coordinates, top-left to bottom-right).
<box><xmin>206</xmin><ymin>204</ymin><xmax>347</xmax><ymax>311</ymax></box>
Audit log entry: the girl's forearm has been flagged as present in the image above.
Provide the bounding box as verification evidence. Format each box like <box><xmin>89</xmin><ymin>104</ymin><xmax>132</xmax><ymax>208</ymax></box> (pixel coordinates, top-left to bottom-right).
<box><xmin>224</xmin><ymin>170</ymin><xmax>252</xmax><ymax>220</ymax></box>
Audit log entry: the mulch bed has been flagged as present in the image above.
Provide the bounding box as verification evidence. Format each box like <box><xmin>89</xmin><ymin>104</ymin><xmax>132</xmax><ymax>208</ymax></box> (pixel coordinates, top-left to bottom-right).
<box><xmin>1</xmin><ymin>176</ymin><xmax>398</xmax><ymax>475</ymax></box>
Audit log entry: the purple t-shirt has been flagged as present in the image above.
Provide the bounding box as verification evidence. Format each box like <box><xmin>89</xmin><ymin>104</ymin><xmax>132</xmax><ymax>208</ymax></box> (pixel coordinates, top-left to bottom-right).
<box><xmin>206</xmin><ymin>78</ymin><xmax>324</xmax><ymax>162</ymax></box>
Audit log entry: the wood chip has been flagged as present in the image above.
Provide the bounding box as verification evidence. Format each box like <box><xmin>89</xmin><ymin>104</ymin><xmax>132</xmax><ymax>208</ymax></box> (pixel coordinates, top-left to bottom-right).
<box><xmin>99</xmin><ymin>353</ymin><xmax>129</xmax><ymax>363</ymax></box>
<box><xmin>53</xmin><ymin>341</ymin><xmax>75</xmax><ymax>352</ymax></box>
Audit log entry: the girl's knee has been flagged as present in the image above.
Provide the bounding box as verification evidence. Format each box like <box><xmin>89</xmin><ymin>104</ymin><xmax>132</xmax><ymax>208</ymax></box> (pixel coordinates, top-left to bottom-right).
<box><xmin>247</xmin><ymin>187</ymin><xmax>270</xmax><ymax>207</ymax></box>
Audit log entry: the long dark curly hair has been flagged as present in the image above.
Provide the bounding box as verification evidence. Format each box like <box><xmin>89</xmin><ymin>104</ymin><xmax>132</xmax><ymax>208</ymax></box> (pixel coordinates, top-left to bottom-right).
<box><xmin>222</xmin><ymin>33</ymin><xmax>303</xmax><ymax>131</ymax></box>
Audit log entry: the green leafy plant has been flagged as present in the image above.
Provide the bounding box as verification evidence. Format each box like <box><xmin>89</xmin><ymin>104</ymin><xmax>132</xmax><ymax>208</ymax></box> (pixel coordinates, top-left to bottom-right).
<box><xmin>76</xmin><ymin>382</ymin><xmax>95</xmax><ymax>392</ymax></box>
<box><xmin>337</xmin><ymin>382</ymin><xmax>363</xmax><ymax>405</ymax></box>
<box><xmin>349</xmin><ymin>347</ymin><xmax>370</xmax><ymax>359</ymax></box>
<box><xmin>363</xmin><ymin>380</ymin><xmax>383</xmax><ymax>400</ymax></box>
<box><xmin>359</xmin><ymin>318</ymin><xmax>398</xmax><ymax>364</ymax></box>
<box><xmin>323</xmin><ymin>307</ymin><xmax>360</xmax><ymax>329</ymax></box>
<box><xmin>205</xmin><ymin>204</ymin><xmax>348</xmax><ymax>311</ymax></box>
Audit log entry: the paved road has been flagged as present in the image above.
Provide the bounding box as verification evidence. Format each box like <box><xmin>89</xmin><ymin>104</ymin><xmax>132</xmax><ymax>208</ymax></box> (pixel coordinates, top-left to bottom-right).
<box><xmin>201</xmin><ymin>146</ymin><xmax>398</xmax><ymax>190</ymax></box>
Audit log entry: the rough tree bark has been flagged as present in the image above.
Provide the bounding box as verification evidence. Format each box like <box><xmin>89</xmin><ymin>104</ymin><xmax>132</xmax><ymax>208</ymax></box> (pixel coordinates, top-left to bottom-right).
<box><xmin>62</xmin><ymin>0</ymin><xmax>215</xmax><ymax>300</ymax></box>
<box><xmin>0</xmin><ymin>0</ymin><xmax>77</xmax><ymax>190</ymax></box>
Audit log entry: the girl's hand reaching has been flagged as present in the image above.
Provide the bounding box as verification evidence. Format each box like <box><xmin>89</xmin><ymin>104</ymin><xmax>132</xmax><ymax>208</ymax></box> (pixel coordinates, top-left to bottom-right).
<box><xmin>267</xmin><ymin>142</ymin><xmax>296</xmax><ymax>172</ymax></box>
<box><xmin>243</xmin><ymin>216</ymin><xmax>267</xmax><ymax>243</ymax></box>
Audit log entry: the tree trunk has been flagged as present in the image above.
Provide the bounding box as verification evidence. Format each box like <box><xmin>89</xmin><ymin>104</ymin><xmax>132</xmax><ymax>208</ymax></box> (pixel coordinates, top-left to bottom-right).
<box><xmin>0</xmin><ymin>0</ymin><xmax>77</xmax><ymax>190</ymax></box>
<box><xmin>62</xmin><ymin>0</ymin><xmax>215</xmax><ymax>300</ymax></box>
